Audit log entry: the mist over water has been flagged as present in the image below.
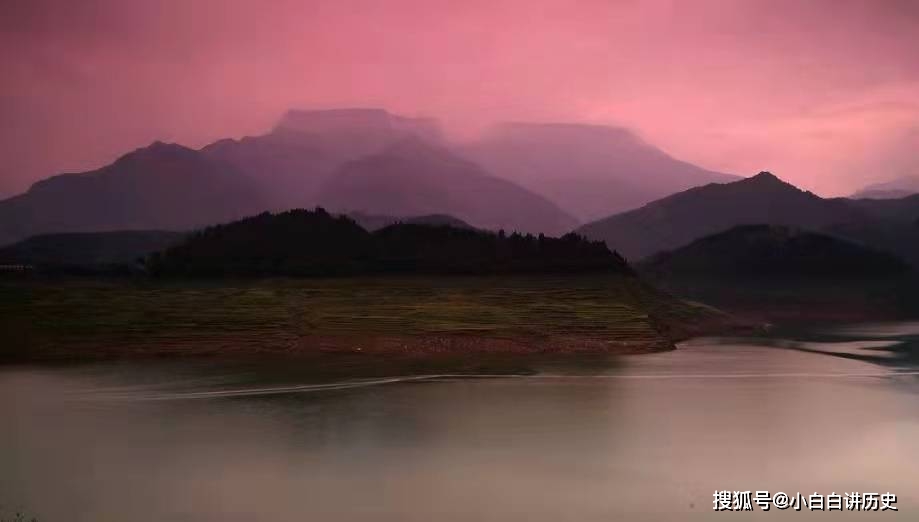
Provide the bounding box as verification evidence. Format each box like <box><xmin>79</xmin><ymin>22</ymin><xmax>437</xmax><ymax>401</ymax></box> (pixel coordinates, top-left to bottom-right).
<box><xmin>2</xmin><ymin>325</ymin><xmax>918</xmax><ymax>521</ymax></box>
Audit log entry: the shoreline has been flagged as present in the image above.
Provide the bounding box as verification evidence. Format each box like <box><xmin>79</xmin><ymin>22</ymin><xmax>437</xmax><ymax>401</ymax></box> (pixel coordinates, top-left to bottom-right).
<box><xmin>1</xmin><ymin>333</ymin><xmax>677</xmax><ymax>365</ymax></box>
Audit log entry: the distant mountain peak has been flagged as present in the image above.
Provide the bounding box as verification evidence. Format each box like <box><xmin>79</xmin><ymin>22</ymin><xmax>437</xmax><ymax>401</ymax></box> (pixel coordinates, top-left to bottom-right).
<box><xmin>747</xmin><ymin>171</ymin><xmax>784</xmax><ymax>184</ymax></box>
<box><xmin>740</xmin><ymin>171</ymin><xmax>811</xmax><ymax>194</ymax></box>
<box><xmin>114</xmin><ymin>141</ymin><xmax>197</xmax><ymax>165</ymax></box>
<box><xmin>140</xmin><ymin>140</ymin><xmax>190</xmax><ymax>153</ymax></box>
<box><xmin>272</xmin><ymin>108</ymin><xmax>441</xmax><ymax>140</ymax></box>
<box><xmin>275</xmin><ymin>108</ymin><xmax>392</xmax><ymax>130</ymax></box>
<box><xmin>751</xmin><ymin>170</ymin><xmax>778</xmax><ymax>180</ymax></box>
<box><xmin>1</xmin><ymin>138</ymin><xmax>267</xmax><ymax>246</ymax></box>
<box><xmin>577</xmin><ymin>170</ymin><xmax>865</xmax><ymax>260</ymax></box>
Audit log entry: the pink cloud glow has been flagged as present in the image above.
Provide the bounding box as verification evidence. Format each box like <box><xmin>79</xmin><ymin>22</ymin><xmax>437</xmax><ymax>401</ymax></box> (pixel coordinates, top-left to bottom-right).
<box><xmin>1</xmin><ymin>0</ymin><xmax>917</xmax><ymax>197</ymax></box>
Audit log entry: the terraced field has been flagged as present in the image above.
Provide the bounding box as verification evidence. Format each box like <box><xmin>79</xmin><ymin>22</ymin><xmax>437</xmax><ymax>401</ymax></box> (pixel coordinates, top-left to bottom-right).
<box><xmin>1</xmin><ymin>275</ymin><xmax>730</xmax><ymax>361</ymax></box>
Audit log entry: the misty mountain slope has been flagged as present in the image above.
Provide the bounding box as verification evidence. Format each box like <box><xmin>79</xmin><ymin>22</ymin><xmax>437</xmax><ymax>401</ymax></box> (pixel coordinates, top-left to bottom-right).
<box><xmin>202</xmin><ymin>108</ymin><xmax>443</xmax><ymax>211</ymax></box>
<box><xmin>850</xmin><ymin>176</ymin><xmax>919</xmax><ymax>199</ymax></box>
<box><xmin>202</xmin><ymin>132</ymin><xmax>336</xmax><ymax>212</ymax></box>
<box><xmin>317</xmin><ymin>138</ymin><xmax>579</xmax><ymax>235</ymax></box>
<box><xmin>640</xmin><ymin>225</ymin><xmax>910</xmax><ymax>279</ymax></box>
<box><xmin>577</xmin><ymin>172</ymin><xmax>867</xmax><ymax>261</ymax></box>
<box><xmin>462</xmin><ymin>122</ymin><xmax>738</xmax><ymax>221</ymax></box>
<box><xmin>0</xmin><ymin>142</ymin><xmax>267</xmax><ymax>246</ymax></box>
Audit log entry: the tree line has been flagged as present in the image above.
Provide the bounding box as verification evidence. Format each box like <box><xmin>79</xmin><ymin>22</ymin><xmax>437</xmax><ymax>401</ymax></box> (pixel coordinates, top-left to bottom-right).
<box><xmin>147</xmin><ymin>208</ymin><xmax>631</xmax><ymax>277</ymax></box>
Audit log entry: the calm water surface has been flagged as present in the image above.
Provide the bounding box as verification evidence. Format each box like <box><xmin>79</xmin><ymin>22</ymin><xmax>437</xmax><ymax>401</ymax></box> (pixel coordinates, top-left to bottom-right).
<box><xmin>2</xmin><ymin>323</ymin><xmax>919</xmax><ymax>521</ymax></box>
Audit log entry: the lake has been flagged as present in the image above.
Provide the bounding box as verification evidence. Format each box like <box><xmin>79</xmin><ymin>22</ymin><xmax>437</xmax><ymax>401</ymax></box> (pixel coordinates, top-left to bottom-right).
<box><xmin>2</xmin><ymin>323</ymin><xmax>918</xmax><ymax>521</ymax></box>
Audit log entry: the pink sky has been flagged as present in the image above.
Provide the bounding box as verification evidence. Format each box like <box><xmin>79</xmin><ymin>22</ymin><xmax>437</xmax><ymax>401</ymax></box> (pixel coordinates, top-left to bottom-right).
<box><xmin>1</xmin><ymin>0</ymin><xmax>917</xmax><ymax>198</ymax></box>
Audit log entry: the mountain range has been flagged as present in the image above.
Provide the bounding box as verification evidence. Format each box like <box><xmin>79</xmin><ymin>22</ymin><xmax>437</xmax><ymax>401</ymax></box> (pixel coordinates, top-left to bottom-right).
<box><xmin>6</xmin><ymin>106</ymin><xmax>918</xmax><ymax>268</ymax></box>
<box><xmin>0</xmin><ymin>142</ymin><xmax>266</xmax><ymax>246</ymax></box>
<box><xmin>579</xmin><ymin>171</ymin><xmax>919</xmax><ymax>264</ymax></box>
<box><xmin>578</xmin><ymin>172</ymin><xmax>864</xmax><ymax>260</ymax></box>
<box><xmin>0</xmin><ymin>108</ymin><xmax>741</xmax><ymax>245</ymax></box>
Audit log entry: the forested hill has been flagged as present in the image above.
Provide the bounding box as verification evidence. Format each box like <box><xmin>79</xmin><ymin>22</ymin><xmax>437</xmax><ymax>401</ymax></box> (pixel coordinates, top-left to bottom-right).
<box><xmin>148</xmin><ymin>208</ymin><xmax>630</xmax><ymax>277</ymax></box>
<box><xmin>640</xmin><ymin>224</ymin><xmax>911</xmax><ymax>280</ymax></box>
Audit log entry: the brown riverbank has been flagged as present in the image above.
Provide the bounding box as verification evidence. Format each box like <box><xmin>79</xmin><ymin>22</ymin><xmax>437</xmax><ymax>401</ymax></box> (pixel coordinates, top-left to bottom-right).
<box><xmin>6</xmin><ymin>334</ymin><xmax>675</xmax><ymax>364</ymax></box>
<box><xmin>1</xmin><ymin>275</ymin><xmax>747</xmax><ymax>363</ymax></box>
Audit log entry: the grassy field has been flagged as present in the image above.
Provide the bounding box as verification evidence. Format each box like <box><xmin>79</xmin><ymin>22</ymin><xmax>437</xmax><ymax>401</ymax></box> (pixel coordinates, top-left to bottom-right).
<box><xmin>1</xmin><ymin>275</ymin><xmax>732</xmax><ymax>361</ymax></box>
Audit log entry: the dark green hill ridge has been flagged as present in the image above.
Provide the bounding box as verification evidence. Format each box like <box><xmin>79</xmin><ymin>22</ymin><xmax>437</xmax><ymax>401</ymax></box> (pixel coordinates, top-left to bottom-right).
<box><xmin>640</xmin><ymin>224</ymin><xmax>910</xmax><ymax>279</ymax></box>
<box><xmin>149</xmin><ymin>208</ymin><xmax>629</xmax><ymax>277</ymax></box>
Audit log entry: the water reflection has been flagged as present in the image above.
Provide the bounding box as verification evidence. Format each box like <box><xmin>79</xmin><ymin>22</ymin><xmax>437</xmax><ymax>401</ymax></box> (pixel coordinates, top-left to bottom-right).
<box><xmin>2</xmin><ymin>324</ymin><xmax>919</xmax><ymax>521</ymax></box>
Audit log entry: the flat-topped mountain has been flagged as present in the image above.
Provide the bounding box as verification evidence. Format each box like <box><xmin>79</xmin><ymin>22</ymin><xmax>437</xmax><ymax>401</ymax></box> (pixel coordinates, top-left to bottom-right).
<box><xmin>207</xmin><ymin>109</ymin><xmax>576</xmax><ymax>234</ymax></box>
<box><xmin>1</xmin><ymin>108</ymin><xmax>583</xmax><ymax>245</ymax></box>
<box><xmin>462</xmin><ymin>122</ymin><xmax>738</xmax><ymax>221</ymax></box>
<box><xmin>273</xmin><ymin>108</ymin><xmax>442</xmax><ymax>141</ymax></box>
<box><xmin>577</xmin><ymin>172</ymin><xmax>868</xmax><ymax>260</ymax></box>
<box><xmin>0</xmin><ymin>142</ymin><xmax>266</xmax><ymax>246</ymax></box>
